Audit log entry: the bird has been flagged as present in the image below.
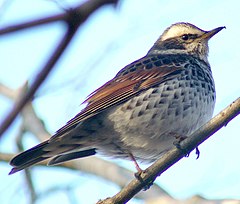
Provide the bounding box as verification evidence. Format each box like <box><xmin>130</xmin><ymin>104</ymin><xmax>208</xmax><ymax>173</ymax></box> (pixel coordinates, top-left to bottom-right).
<box><xmin>9</xmin><ymin>22</ymin><xmax>225</xmax><ymax>175</ymax></box>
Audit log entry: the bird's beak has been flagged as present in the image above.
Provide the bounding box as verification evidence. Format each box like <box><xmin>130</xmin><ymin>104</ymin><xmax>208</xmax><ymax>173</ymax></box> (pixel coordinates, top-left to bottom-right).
<box><xmin>200</xmin><ymin>26</ymin><xmax>226</xmax><ymax>40</ymax></box>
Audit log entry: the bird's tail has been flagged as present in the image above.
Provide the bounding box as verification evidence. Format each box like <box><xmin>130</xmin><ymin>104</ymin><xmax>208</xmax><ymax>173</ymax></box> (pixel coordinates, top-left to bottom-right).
<box><xmin>9</xmin><ymin>140</ymin><xmax>96</xmax><ymax>175</ymax></box>
<box><xmin>9</xmin><ymin>140</ymin><xmax>50</xmax><ymax>174</ymax></box>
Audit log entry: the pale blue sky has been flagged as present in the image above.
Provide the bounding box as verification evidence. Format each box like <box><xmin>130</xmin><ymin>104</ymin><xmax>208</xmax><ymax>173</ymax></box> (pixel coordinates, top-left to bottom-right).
<box><xmin>0</xmin><ymin>0</ymin><xmax>240</xmax><ymax>203</ymax></box>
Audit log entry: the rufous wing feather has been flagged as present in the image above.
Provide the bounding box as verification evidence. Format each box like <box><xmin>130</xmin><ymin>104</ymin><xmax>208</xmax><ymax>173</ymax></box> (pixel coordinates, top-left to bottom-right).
<box><xmin>53</xmin><ymin>57</ymin><xmax>183</xmax><ymax>138</ymax></box>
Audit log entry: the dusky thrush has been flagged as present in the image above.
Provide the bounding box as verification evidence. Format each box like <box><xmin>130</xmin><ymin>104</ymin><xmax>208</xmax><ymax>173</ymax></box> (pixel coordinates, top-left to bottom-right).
<box><xmin>9</xmin><ymin>22</ymin><xmax>225</xmax><ymax>174</ymax></box>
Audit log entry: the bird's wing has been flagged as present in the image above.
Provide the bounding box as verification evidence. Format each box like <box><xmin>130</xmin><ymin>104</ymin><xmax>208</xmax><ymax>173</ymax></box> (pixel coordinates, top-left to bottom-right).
<box><xmin>53</xmin><ymin>56</ymin><xmax>183</xmax><ymax>138</ymax></box>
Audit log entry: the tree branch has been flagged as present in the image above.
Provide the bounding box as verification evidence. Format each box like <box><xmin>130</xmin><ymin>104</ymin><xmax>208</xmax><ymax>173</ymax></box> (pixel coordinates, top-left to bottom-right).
<box><xmin>0</xmin><ymin>0</ymin><xmax>118</xmax><ymax>35</ymax></box>
<box><xmin>16</xmin><ymin>125</ymin><xmax>37</xmax><ymax>204</ymax></box>
<box><xmin>0</xmin><ymin>0</ymin><xmax>119</xmax><ymax>139</ymax></box>
<box><xmin>98</xmin><ymin>97</ymin><xmax>240</xmax><ymax>204</ymax></box>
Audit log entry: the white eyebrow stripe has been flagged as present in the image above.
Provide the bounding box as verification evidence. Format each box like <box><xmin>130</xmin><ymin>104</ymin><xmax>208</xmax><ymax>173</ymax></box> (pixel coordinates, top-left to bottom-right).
<box><xmin>160</xmin><ymin>24</ymin><xmax>205</xmax><ymax>41</ymax></box>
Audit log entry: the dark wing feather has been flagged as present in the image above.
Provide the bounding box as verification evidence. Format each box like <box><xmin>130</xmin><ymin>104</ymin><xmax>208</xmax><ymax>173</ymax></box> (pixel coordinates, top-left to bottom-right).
<box><xmin>53</xmin><ymin>57</ymin><xmax>183</xmax><ymax>138</ymax></box>
<box><xmin>48</xmin><ymin>149</ymin><xmax>96</xmax><ymax>165</ymax></box>
<box><xmin>9</xmin><ymin>141</ymin><xmax>50</xmax><ymax>174</ymax></box>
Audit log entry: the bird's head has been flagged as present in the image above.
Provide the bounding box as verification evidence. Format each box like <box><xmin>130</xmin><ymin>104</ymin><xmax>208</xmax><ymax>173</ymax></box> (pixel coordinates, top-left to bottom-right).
<box><xmin>148</xmin><ymin>22</ymin><xmax>225</xmax><ymax>63</ymax></box>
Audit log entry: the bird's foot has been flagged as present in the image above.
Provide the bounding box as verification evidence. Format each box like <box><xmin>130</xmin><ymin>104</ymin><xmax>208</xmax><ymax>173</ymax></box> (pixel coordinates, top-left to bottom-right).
<box><xmin>195</xmin><ymin>147</ymin><xmax>200</xmax><ymax>159</ymax></box>
<box><xmin>129</xmin><ymin>153</ymin><xmax>153</xmax><ymax>191</ymax></box>
<box><xmin>172</xmin><ymin>133</ymin><xmax>200</xmax><ymax>159</ymax></box>
<box><xmin>134</xmin><ymin>169</ymin><xmax>154</xmax><ymax>191</ymax></box>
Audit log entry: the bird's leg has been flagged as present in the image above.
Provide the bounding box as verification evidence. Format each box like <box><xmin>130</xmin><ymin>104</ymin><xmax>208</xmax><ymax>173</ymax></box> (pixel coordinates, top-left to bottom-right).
<box><xmin>128</xmin><ymin>152</ymin><xmax>143</xmax><ymax>177</ymax></box>
<box><xmin>128</xmin><ymin>152</ymin><xmax>154</xmax><ymax>191</ymax></box>
<box><xmin>173</xmin><ymin>134</ymin><xmax>190</xmax><ymax>157</ymax></box>
<box><xmin>172</xmin><ymin>132</ymin><xmax>188</xmax><ymax>149</ymax></box>
<box><xmin>113</xmin><ymin>142</ymin><xmax>144</xmax><ymax>175</ymax></box>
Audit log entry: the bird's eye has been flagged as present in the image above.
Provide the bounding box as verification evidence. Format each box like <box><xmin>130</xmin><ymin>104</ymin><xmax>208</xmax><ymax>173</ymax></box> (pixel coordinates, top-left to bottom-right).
<box><xmin>182</xmin><ymin>34</ymin><xmax>189</xmax><ymax>40</ymax></box>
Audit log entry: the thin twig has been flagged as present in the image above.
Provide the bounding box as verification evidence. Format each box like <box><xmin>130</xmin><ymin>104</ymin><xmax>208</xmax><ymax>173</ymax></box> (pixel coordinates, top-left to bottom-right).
<box><xmin>0</xmin><ymin>0</ymin><xmax>118</xmax><ymax>35</ymax></box>
<box><xmin>0</xmin><ymin>83</ymin><xmax>50</xmax><ymax>141</ymax></box>
<box><xmin>98</xmin><ymin>97</ymin><xmax>240</xmax><ymax>204</ymax></box>
<box><xmin>16</xmin><ymin>124</ymin><xmax>37</xmax><ymax>204</ymax></box>
<box><xmin>0</xmin><ymin>0</ymin><xmax>119</xmax><ymax>139</ymax></box>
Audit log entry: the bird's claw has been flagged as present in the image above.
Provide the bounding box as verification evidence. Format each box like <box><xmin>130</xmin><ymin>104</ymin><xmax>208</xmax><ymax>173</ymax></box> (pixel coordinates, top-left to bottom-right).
<box><xmin>173</xmin><ymin>133</ymin><xmax>200</xmax><ymax>159</ymax></box>
<box><xmin>134</xmin><ymin>169</ymin><xmax>154</xmax><ymax>191</ymax></box>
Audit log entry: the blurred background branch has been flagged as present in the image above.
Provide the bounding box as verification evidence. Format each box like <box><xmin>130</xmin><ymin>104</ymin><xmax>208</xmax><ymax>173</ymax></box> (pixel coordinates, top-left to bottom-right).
<box><xmin>0</xmin><ymin>0</ymin><xmax>119</xmax><ymax>140</ymax></box>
